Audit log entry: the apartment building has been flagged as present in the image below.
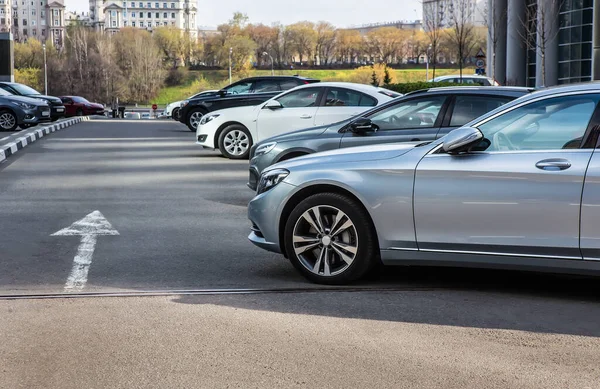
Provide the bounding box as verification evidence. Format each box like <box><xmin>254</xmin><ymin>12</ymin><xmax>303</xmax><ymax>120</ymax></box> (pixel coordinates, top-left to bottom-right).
<box><xmin>90</xmin><ymin>0</ymin><xmax>197</xmax><ymax>39</ymax></box>
<box><xmin>422</xmin><ymin>0</ymin><xmax>485</xmax><ymax>30</ymax></box>
<box><xmin>9</xmin><ymin>0</ymin><xmax>65</xmax><ymax>45</ymax></box>
<box><xmin>0</xmin><ymin>0</ymin><xmax>11</xmax><ymax>33</ymax></box>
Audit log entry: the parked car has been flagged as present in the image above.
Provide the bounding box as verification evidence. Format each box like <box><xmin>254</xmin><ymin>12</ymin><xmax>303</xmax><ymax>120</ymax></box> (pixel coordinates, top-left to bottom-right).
<box><xmin>430</xmin><ymin>75</ymin><xmax>500</xmax><ymax>86</ymax></box>
<box><xmin>247</xmin><ymin>87</ymin><xmax>531</xmax><ymax>189</ymax></box>
<box><xmin>0</xmin><ymin>87</ymin><xmax>51</xmax><ymax>131</ymax></box>
<box><xmin>196</xmin><ymin>82</ymin><xmax>400</xmax><ymax>160</ymax></box>
<box><xmin>179</xmin><ymin>76</ymin><xmax>320</xmax><ymax>132</ymax></box>
<box><xmin>247</xmin><ymin>82</ymin><xmax>600</xmax><ymax>284</ymax></box>
<box><xmin>164</xmin><ymin>90</ymin><xmax>218</xmax><ymax>120</ymax></box>
<box><xmin>0</xmin><ymin>82</ymin><xmax>66</xmax><ymax>121</ymax></box>
<box><xmin>59</xmin><ymin>96</ymin><xmax>105</xmax><ymax>117</ymax></box>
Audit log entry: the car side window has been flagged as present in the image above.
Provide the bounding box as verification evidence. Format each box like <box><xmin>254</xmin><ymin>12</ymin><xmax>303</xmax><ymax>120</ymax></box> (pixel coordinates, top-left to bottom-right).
<box><xmin>367</xmin><ymin>96</ymin><xmax>447</xmax><ymax>131</ymax></box>
<box><xmin>477</xmin><ymin>94</ymin><xmax>600</xmax><ymax>151</ymax></box>
<box><xmin>276</xmin><ymin>88</ymin><xmax>320</xmax><ymax>108</ymax></box>
<box><xmin>324</xmin><ymin>88</ymin><xmax>376</xmax><ymax>107</ymax></box>
<box><xmin>279</xmin><ymin>80</ymin><xmax>301</xmax><ymax>90</ymax></box>
<box><xmin>224</xmin><ymin>81</ymin><xmax>253</xmax><ymax>95</ymax></box>
<box><xmin>253</xmin><ymin>80</ymin><xmax>281</xmax><ymax>93</ymax></box>
<box><xmin>450</xmin><ymin>95</ymin><xmax>513</xmax><ymax>127</ymax></box>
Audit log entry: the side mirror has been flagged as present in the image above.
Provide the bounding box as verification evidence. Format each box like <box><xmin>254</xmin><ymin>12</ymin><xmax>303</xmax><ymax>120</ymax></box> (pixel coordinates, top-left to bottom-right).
<box><xmin>349</xmin><ymin>117</ymin><xmax>377</xmax><ymax>135</ymax></box>
<box><xmin>218</xmin><ymin>90</ymin><xmax>227</xmax><ymax>96</ymax></box>
<box><xmin>264</xmin><ymin>100</ymin><xmax>283</xmax><ymax>110</ymax></box>
<box><xmin>442</xmin><ymin>127</ymin><xmax>483</xmax><ymax>154</ymax></box>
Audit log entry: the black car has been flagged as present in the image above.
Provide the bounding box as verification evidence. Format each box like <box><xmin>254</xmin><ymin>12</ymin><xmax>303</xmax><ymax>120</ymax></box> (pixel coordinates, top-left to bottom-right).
<box><xmin>0</xmin><ymin>88</ymin><xmax>51</xmax><ymax>131</ymax></box>
<box><xmin>0</xmin><ymin>82</ymin><xmax>66</xmax><ymax>121</ymax></box>
<box><xmin>248</xmin><ymin>86</ymin><xmax>534</xmax><ymax>190</ymax></box>
<box><xmin>179</xmin><ymin>76</ymin><xmax>319</xmax><ymax>131</ymax></box>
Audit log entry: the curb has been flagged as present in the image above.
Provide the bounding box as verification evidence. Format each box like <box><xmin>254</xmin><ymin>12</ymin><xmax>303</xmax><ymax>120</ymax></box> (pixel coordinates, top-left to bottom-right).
<box><xmin>0</xmin><ymin>117</ymin><xmax>90</xmax><ymax>163</ymax></box>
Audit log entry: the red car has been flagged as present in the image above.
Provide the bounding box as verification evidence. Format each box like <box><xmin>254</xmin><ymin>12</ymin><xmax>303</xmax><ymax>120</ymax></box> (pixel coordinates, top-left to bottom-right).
<box><xmin>59</xmin><ymin>96</ymin><xmax>105</xmax><ymax>117</ymax></box>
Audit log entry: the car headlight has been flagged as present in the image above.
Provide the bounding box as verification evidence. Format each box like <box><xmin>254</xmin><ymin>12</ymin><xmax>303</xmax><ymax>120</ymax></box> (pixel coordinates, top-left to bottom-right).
<box><xmin>254</xmin><ymin>142</ymin><xmax>277</xmax><ymax>157</ymax></box>
<box><xmin>181</xmin><ymin>100</ymin><xmax>189</xmax><ymax>107</ymax></box>
<box><xmin>13</xmin><ymin>101</ymin><xmax>36</xmax><ymax>109</ymax></box>
<box><xmin>256</xmin><ymin>168</ymin><xmax>289</xmax><ymax>194</ymax></box>
<box><xmin>200</xmin><ymin>113</ymin><xmax>220</xmax><ymax>125</ymax></box>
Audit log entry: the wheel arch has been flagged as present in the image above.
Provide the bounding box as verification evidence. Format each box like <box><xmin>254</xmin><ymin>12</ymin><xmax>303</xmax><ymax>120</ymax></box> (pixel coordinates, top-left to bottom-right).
<box><xmin>214</xmin><ymin>121</ymin><xmax>252</xmax><ymax>149</ymax></box>
<box><xmin>278</xmin><ymin>184</ymin><xmax>380</xmax><ymax>258</ymax></box>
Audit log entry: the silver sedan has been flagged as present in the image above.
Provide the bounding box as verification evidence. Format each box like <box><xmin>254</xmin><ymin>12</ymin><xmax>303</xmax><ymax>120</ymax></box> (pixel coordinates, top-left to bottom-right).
<box><xmin>248</xmin><ymin>83</ymin><xmax>600</xmax><ymax>284</ymax></box>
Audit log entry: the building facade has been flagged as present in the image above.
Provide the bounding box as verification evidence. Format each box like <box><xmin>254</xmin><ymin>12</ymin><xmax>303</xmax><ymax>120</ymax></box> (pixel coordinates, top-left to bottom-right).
<box><xmin>90</xmin><ymin>0</ymin><xmax>197</xmax><ymax>39</ymax></box>
<box><xmin>65</xmin><ymin>10</ymin><xmax>91</xmax><ymax>27</ymax></box>
<box><xmin>9</xmin><ymin>0</ymin><xmax>65</xmax><ymax>45</ymax></box>
<box><xmin>489</xmin><ymin>0</ymin><xmax>598</xmax><ymax>87</ymax></box>
<box><xmin>0</xmin><ymin>0</ymin><xmax>11</xmax><ymax>32</ymax></box>
<box><xmin>422</xmin><ymin>0</ymin><xmax>485</xmax><ymax>30</ymax></box>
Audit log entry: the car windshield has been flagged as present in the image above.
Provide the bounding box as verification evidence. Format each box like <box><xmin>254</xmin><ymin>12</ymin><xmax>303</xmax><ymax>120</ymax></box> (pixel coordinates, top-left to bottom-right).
<box><xmin>0</xmin><ymin>88</ymin><xmax>11</xmax><ymax>96</ymax></box>
<box><xmin>72</xmin><ymin>96</ymin><xmax>90</xmax><ymax>103</ymax></box>
<box><xmin>10</xmin><ymin>83</ymin><xmax>41</xmax><ymax>95</ymax></box>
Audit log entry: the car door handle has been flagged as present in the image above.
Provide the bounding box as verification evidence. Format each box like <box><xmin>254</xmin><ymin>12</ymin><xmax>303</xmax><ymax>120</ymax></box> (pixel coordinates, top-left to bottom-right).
<box><xmin>535</xmin><ymin>159</ymin><xmax>571</xmax><ymax>171</ymax></box>
<box><xmin>300</xmin><ymin>114</ymin><xmax>313</xmax><ymax>119</ymax></box>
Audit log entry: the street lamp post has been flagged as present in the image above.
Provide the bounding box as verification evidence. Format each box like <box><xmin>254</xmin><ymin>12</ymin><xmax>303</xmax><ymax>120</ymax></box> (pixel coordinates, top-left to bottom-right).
<box><xmin>228</xmin><ymin>47</ymin><xmax>232</xmax><ymax>85</ymax></box>
<box><xmin>263</xmin><ymin>52</ymin><xmax>274</xmax><ymax>76</ymax></box>
<box><xmin>43</xmin><ymin>43</ymin><xmax>48</xmax><ymax>95</ymax></box>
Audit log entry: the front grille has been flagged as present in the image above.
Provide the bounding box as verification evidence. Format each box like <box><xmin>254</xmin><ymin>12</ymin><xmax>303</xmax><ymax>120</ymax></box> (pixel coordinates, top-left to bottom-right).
<box><xmin>248</xmin><ymin>169</ymin><xmax>259</xmax><ymax>191</ymax></box>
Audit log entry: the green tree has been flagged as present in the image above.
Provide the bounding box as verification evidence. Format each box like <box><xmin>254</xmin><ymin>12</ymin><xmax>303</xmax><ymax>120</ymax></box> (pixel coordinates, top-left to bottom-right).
<box><xmin>370</xmin><ymin>66</ymin><xmax>379</xmax><ymax>86</ymax></box>
<box><xmin>383</xmin><ymin>66</ymin><xmax>392</xmax><ymax>87</ymax></box>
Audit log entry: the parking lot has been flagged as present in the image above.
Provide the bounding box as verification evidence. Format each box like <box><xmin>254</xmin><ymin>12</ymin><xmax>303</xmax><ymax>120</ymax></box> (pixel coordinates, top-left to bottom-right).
<box><xmin>2</xmin><ymin>119</ymin><xmax>600</xmax><ymax>388</ymax></box>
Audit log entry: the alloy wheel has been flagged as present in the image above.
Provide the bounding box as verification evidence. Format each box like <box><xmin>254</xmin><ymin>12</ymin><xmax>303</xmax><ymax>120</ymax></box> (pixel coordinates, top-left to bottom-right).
<box><xmin>189</xmin><ymin>111</ymin><xmax>204</xmax><ymax>129</ymax></box>
<box><xmin>292</xmin><ymin>205</ymin><xmax>358</xmax><ymax>276</ymax></box>
<box><xmin>223</xmin><ymin>130</ymin><xmax>250</xmax><ymax>156</ymax></box>
<box><xmin>0</xmin><ymin>112</ymin><xmax>16</xmax><ymax>130</ymax></box>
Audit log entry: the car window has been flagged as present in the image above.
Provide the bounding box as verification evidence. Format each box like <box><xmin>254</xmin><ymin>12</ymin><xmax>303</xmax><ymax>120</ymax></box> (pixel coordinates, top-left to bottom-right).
<box><xmin>324</xmin><ymin>88</ymin><xmax>377</xmax><ymax>107</ymax></box>
<box><xmin>61</xmin><ymin>97</ymin><xmax>73</xmax><ymax>104</ymax></box>
<box><xmin>73</xmin><ymin>96</ymin><xmax>89</xmax><ymax>103</ymax></box>
<box><xmin>0</xmin><ymin>84</ymin><xmax>17</xmax><ymax>94</ymax></box>
<box><xmin>253</xmin><ymin>80</ymin><xmax>281</xmax><ymax>93</ymax></box>
<box><xmin>477</xmin><ymin>94</ymin><xmax>600</xmax><ymax>151</ymax></box>
<box><xmin>450</xmin><ymin>95</ymin><xmax>513</xmax><ymax>127</ymax></box>
<box><xmin>8</xmin><ymin>83</ymin><xmax>40</xmax><ymax>95</ymax></box>
<box><xmin>279</xmin><ymin>80</ymin><xmax>301</xmax><ymax>90</ymax></box>
<box><xmin>0</xmin><ymin>88</ymin><xmax>11</xmax><ymax>96</ymax></box>
<box><xmin>276</xmin><ymin>88</ymin><xmax>320</xmax><ymax>108</ymax></box>
<box><xmin>368</xmin><ymin>96</ymin><xmax>446</xmax><ymax>131</ymax></box>
<box><xmin>224</xmin><ymin>81</ymin><xmax>253</xmax><ymax>95</ymax></box>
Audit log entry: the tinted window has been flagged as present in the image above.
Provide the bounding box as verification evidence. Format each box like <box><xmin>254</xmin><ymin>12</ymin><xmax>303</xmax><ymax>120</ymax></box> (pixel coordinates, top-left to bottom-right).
<box><xmin>276</xmin><ymin>88</ymin><xmax>320</xmax><ymax>108</ymax></box>
<box><xmin>279</xmin><ymin>80</ymin><xmax>301</xmax><ymax>90</ymax></box>
<box><xmin>252</xmin><ymin>80</ymin><xmax>280</xmax><ymax>93</ymax></box>
<box><xmin>60</xmin><ymin>97</ymin><xmax>73</xmax><ymax>104</ymax></box>
<box><xmin>8</xmin><ymin>83</ymin><xmax>40</xmax><ymax>95</ymax></box>
<box><xmin>72</xmin><ymin>96</ymin><xmax>89</xmax><ymax>103</ymax></box>
<box><xmin>450</xmin><ymin>95</ymin><xmax>513</xmax><ymax>127</ymax></box>
<box><xmin>368</xmin><ymin>96</ymin><xmax>446</xmax><ymax>131</ymax></box>
<box><xmin>478</xmin><ymin>94</ymin><xmax>600</xmax><ymax>151</ymax></box>
<box><xmin>224</xmin><ymin>81</ymin><xmax>253</xmax><ymax>95</ymax></box>
<box><xmin>324</xmin><ymin>88</ymin><xmax>377</xmax><ymax>107</ymax></box>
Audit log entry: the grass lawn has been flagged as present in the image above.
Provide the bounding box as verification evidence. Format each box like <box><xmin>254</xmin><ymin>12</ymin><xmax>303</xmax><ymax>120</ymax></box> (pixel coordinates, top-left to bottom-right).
<box><xmin>153</xmin><ymin>67</ymin><xmax>471</xmax><ymax>105</ymax></box>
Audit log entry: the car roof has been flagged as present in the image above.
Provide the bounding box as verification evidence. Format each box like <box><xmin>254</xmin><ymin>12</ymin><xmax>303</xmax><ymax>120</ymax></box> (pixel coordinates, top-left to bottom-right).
<box><xmin>287</xmin><ymin>81</ymin><xmax>392</xmax><ymax>93</ymax></box>
<box><xmin>408</xmin><ymin>86</ymin><xmax>533</xmax><ymax>96</ymax></box>
<box><xmin>239</xmin><ymin>75</ymin><xmax>319</xmax><ymax>81</ymax></box>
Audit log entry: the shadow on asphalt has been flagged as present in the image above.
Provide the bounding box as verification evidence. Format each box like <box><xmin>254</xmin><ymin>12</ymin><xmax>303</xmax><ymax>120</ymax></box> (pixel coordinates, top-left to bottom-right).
<box><xmin>174</xmin><ymin>266</ymin><xmax>600</xmax><ymax>337</ymax></box>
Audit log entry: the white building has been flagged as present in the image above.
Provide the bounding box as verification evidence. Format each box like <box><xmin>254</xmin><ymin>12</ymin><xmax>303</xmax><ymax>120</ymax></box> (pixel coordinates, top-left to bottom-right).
<box><xmin>422</xmin><ymin>0</ymin><xmax>485</xmax><ymax>30</ymax></box>
<box><xmin>65</xmin><ymin>10</ymin><xmax>91</xmax><ymax>27</ymax></box>
<box><xmin>90</xmin><ymin>0</ymin><xmax>197</xmax><ymax>39</ymax></box>
<box><xmin>0</xmin><ymin>0</ymin><xmax>12</xmax><ymax>32</ymax></box>
<box><xmin>10</xmin><ymin>0</ymin><xmax>65</xmax><ymax>45</ymax></box>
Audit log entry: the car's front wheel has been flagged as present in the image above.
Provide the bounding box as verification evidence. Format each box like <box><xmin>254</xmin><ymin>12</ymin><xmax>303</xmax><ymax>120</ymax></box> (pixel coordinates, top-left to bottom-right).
<box><xmin>186</xmin><ymin>109</ymin><xmax>205</xmax><ymax>132</ymax></box>
<box><xmin>284</xmin><ymin>193</ymin><xmax>378</xmax><ymax>284</ymax></box>
<box><xmin>0</xmin><ymin>110</ymin><xmax>18</xmax><ymax>131</ymax></box>
<box><xmin>218</xmin><ymin>125</ymin><xmax>252</xmax><ymax>159</ymax></box>
<box><xmin>172</xmin><ymin>107</ymin><xmax>180</xmax><ymax>121</ymax></box>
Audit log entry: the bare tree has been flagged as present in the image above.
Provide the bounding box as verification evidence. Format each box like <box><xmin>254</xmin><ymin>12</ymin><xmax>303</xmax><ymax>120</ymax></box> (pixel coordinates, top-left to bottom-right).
<box><xmin>519</xmin><ymin>0</ymin><xmax>562</xmax><ymax>86</ymax></box>
<box><xmin>480</xmin><ymin>0</ymin><xmax>507</xmax><ymax>81</ymax></box>
<box><xmin>446</xmin><ymin>0</ymin><xmax>477</xmax><ymax>79</ymax></box>
<box><xmin>423</xmin><ymin>0</ymin><xmax>444</xmax><ymax>79</ymax></box>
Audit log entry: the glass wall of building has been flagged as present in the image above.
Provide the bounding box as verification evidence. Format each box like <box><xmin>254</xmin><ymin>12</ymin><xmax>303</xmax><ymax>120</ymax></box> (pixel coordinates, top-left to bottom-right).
<box><xmin>558</xmin><ymin>0</ymin><xmax>594</xmax><ymax>84</ymax></box>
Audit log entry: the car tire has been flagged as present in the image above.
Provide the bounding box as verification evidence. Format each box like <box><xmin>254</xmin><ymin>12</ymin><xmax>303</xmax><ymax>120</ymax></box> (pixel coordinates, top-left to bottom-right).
<box><xmin>218</xmin><ymin>125</ymin><xmax>252</xmax><ymax>159</ymax></box>
<box><xmin>76</xmin><ymin>108</ymin><xmax>83</xmax><ymax>116</ymax></box>
<box><xmin>172</xmin><ymin>107</ymin><xmax>180</xmax><ymax>121</ymax></box>
<box><xmin>0</xmin><ymin>110</ymin><xmax>18</xmax><ymax>131</ymax></box>
<box><xmin>284</xmin><ymin>193</ymin><xmax>378</xmax><ymax>285</ymax></box>
<box><xmin>186</xmin><ymin>108</ymin><xmax>206</xmax><ymax>132</ymax></box>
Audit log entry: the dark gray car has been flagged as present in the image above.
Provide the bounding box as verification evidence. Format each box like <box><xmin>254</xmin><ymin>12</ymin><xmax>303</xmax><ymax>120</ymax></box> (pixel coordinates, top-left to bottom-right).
<box><xmin>0</xmin><ymin>88</ymin><xmax>51</xmax><ymax>131</ymax></box>
<box><xmin>248</xmin><ymin>87</ymin><xmax>532</xmax><ymax>190</ymax></box>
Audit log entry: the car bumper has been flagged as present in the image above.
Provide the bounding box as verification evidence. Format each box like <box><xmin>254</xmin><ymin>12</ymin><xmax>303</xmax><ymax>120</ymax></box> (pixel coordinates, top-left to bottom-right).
<box><xmin>247</xmin><ymin>181</ymin><xmax>297</xmax><ymax>254</ymax></box>
<box><xmin>21</xmin><ymin>106</ymin><xmax>51</xmax><ymax>123</ymax></box>
<box><xmin>51</xmin><ymin>106</ymin><xmax>66</xmax><ymax>119</ymax></box>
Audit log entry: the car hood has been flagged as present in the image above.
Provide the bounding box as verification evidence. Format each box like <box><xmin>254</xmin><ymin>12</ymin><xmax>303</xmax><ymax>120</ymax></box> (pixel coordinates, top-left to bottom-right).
<box><xmin>0</xmin><ymin>94</ymin><xmax>49</xmax><ymax>106</ymax></box>
<box><xmin>270</xmin><ymin>142</ymin><xmax>420</xmax><ymax>172</ymax></box>
<box><xmin>24</xmin><ymin>94</ymin><xmax>63</xmax><ymax>105</ymax></box>
<box><xmin>210</xmin><ymin>105</ymin><xmax>259</xmax><ymax>118</ymax></box>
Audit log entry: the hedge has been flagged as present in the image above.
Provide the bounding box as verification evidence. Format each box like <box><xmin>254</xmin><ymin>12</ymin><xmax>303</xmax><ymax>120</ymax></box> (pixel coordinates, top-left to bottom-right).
<box><xmin>386</xmin><ymin>81</ymin><xmax>458</xmax><ymax>94</ymax></box>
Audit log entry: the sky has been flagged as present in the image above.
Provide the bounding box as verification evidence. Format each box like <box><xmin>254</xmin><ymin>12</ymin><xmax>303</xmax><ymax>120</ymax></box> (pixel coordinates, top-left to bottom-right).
<box><xmin>65</xmin><ymin>0</ymin><xmax>423</xmax><ymax>28</ymax></box>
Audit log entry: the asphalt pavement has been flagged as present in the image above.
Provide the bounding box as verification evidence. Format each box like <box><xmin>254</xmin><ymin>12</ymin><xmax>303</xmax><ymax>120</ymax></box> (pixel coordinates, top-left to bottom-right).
<box><xmin>1</xmin><ymin>119</ymin><xmax>600</xmax><ymax>388</ymax></box>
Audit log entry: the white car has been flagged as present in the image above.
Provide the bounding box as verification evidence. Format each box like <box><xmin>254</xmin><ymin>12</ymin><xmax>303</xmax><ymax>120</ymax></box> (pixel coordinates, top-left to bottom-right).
<box><xmin>195</xmin><ymin>82</ymin><xmax>399</xmax><ymax>159</ymax></box>
<box><xmin>430</xmin><ymin>75</ymin><xmax>500</xmax><ymax>86</ymax></box>
<box><xmin>164</xmin><ymin>90</ymin><xmax>218</xmax><ymax>120</ymax></box>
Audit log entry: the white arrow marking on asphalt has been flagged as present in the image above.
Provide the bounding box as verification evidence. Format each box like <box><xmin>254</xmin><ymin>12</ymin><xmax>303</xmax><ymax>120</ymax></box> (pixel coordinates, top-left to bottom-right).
<box><xmin>52</xmin><ymin>211</ymin><xmax>119</xmax><ymax>291</ymax></box>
